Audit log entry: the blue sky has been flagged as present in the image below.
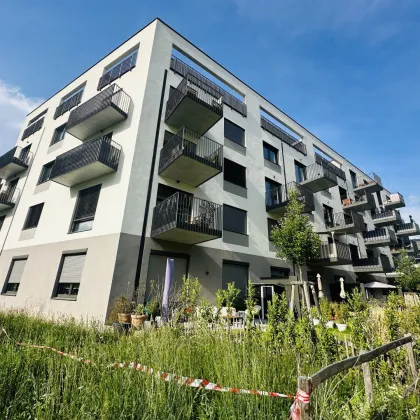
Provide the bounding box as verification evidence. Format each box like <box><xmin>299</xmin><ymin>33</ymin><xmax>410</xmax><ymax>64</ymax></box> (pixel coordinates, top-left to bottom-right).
<box><xmin>0</xmin><ymin>0</ymin><xmax>419</xmax><ymax>221</ymax></box>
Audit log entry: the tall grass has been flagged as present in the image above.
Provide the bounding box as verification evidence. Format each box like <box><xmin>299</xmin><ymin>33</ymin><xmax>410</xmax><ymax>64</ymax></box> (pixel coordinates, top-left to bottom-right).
<box><xmin>0</xmin><ymin>302</ymin><xmax>419</xmax><ymax>419</ymax></box>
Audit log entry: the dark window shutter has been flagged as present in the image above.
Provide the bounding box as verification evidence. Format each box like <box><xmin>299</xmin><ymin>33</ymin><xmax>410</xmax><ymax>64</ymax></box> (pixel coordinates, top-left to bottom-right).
<box><xmin>24</xmin><ymin>203</ymin><xmax>44</xmax><ymax>229</ymax></box>
<box><xmin>74</xmin><ymin>185</ymin><xmax>101</xmax><ymax>221</ymax></box>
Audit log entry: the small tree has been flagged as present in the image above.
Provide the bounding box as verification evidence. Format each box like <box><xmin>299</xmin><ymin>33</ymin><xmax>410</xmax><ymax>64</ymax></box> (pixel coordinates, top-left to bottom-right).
<box><xmin>270</xmin><ymin>188</ymin><xmax>322</xmax><ymax>309</ymax></box>
<box><xmin>394</xmin><ymin>249</ymin><xmax>420</xmax><ymax>291</ymax></box>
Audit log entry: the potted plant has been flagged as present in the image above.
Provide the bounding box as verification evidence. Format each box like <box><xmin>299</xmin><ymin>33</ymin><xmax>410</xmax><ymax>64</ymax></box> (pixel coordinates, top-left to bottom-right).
<box><xmin>335</xmin><ymin>302</ymin><xmax>349</xmax><ymax>332</ymax></box>
<box><xmin>320</xmin><ymin>298</ymin><xmax>335</xmax><ymax>328</ymax></box>
<box><xmin>110</xmin><ymin>296</ymin><xmax>132</xmax><ymax>324</ymax></box>
<box><xmin>131</xmin><ymin>304</ymin><xmax>147</xmax><ymax>329</ymax></box>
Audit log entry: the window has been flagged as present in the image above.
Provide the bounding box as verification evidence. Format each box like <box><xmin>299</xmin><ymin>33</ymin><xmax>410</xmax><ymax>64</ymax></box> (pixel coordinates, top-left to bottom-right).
<box><xmin>19</xmin><ymin>145</ymin><xmax>32</xmax><ymax>163</ymax></box>
<box><xmin>267</xmin><ymin>218</ymin><xmax>278</xmax><ymax>240</ymax></box>
<box><xmin>224</xmin><ymin>158</ymin><xmax>246</xmax><ymax>188</ymax></box>
<box><xmin>53</xmin><ymin>253</ymin><xmax>86</xmax><ymax>300</ymax></box>
<box><xmin>295</xmin><ymin>161</ymin><xmax>306</xmax><ymax>183</ymax></box>
<box><xmin>339</xmin><ymin>186</ymin><xmax>347</xmax><ymax>201</ymax></box>
<box><xmin>349</xmin><ymin>170</ymin><xmax>357</xmax><ymax>189</ymax></box>
<box><xmin>98</xmin><ymin>48</ymin><xmax>138</xmax><ymax>90</ymax></box>
<box><xmin>23</xmin><ymin>203</ymin><xmax>44</xmax><ymax>230</ymax></box>
<box><xmin>21</xmin><ymin>110</ymin><xmax>46</xmax><ymax>140</ymax></box>
<box><xmin>0</xmin><ymin>215</ymin><xmax>5</xmax><ymax>231</ymax></box>
<box><xmin>224</xmin><ymin>119</ymin><xmax>245</xmax><ymax>146</ymax></box>
<box><xmin>270</xmin><ymin>266</ymin><xmax>290</xmax><ymax>278</ymax></box>
<box><xmin>3</xmin><ymin>258</ymin><xmax>27</xmax><ymax>295</ymax></box>
<box><xmin>156</xmin><ymin>183</ymin><xmax>189</xmax><ymax>205</ymax></box>
<box><xmin>70</xmin><ymin>185</ymin><xmax>101</xmax><ymax>233</ymax></box>
<box><xmin>163</xmin><ymin>130</ymin><xmax>175</xmax><ymax>145</ymax></box>
<box><xmin>222</xmin><ymin>261</ymin><xmax>248</xmax><ymax>302</ymax></box>
<box><xmin>376</xmin><ymin>191</ymin><xmax>383</xmax><ymax>206</ymax></box>
<box><xmin>265</xmin><ymin>178</ymin><xmax>281</xmax><ymax>207</ymax></box>
<box><xmin>223</xmin><ymin>205</ymin><xmax>247</xmax><ymax>234</ymax></box>
<box><xmin>323</xmin><ymin>205</ymin><xmax>334</xmax><ymax>227</ymax></box>
<box><xmin>51</xmin><ymin>123</ymin><xmax>67</xmax><ymax>145</ymax></box>
<box><xmin>263</xmin><ymin>142</ymin><xmax>278</xmax><ymax>164</ymax></box>
<box><xmin>54</xmin><ymin>86</ymin><xmax>84</xmax><ymax>119</ymax></box>
<box><xmin>37</xmin><ymin>161</ymin><xmax>55</xmax><ymax>185</ymax></box>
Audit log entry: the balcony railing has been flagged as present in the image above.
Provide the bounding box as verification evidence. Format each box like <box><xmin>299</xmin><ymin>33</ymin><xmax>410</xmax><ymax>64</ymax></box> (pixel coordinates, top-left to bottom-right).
<box><xmin>54</xmin><ymin>89</ymin><xmax>84</xmax><ymax>119</ymax></box>
<box><xmin>395</xmin><ymin>222</ymin><xmax>420</xmax><ymax>236</ymax></box>
<box><xmin>342</xmin><ymin>191</ymin><xmax>376</xmax><ymax>212</ymax></box>
<box><xmin>261</xmin><ymin>116</ymin><xmax>307</xmax><ymax>155</ymax></box>
<box><xmin>325</xmin><ymin>211</ymin><xmax>365</xmax><ymax>234</ymax></box>
<box><xmin>98</xmin><ymin>50</ymin><xmax>138</xmax><ymax>90</ymax></box>
<box><xmin>353</xmin><ymin>254</ymin><xmax>392</xmax><ymax>273</ymax></box>
<box><xmin>266</xmin><ymin>182</ymin><xmax>315</xmax><ymax>215</ymax></box>
<box><xmin>170</xmin><ymin>55</ymin><xmax>247</xmax><ymax>117</ymax></box>
<box><xmin>299</xmin><ymin>162</ymin><xmax>337</xmax><ymax>193</ymax></box>
<box><xmin>371</xmin><ymin>209</ymin><xmax>402</xmax><ymax>226</ymax></box>
<box><xmin>151</xmin><ymin>193</ymin><xmax>222</xmax><ymax>244</ymax></box>
<box><xmin>66</xmin><ymin>84</ymin><xmax>131</xmax><ymax>141</ymax></box>
<box><xmin>383</xmin><ymin>193</ymin><xmax>405</xmax><ymax>210</ymax></box>
<box><xmin>159</xmin><ymin>127</ymin><xmax>223</xmax><ymax>187</ymax></box>
<box><xmin>310</xmin><ymin>242</ymin><xmax>352</xmax><ymax>266</ymax></box>
<box><xmin>50</xmin><ymin>134</ymin><xmax>121</xmax><ymax>187</ymax></box>
<box><xmin>354</xmin><ymin>172</ymin><xmax>383</xmax><ymax>193</ymax></box>
<box><xmin>392</xmin><ymin>241</ymin><xmax>419</xmax><ymax>256</ymax></box>
<box><xmin>21</xmin><ymin>117</ymin><xmax>44</xmax><ymax>140</ymax></box>
<box><xmin>0</xmin><ymin>146</ymin><xmax>32</xmax><ymax>179</ymax></box>
<box><xmin>363</xmin><ymin>228</ymin><xmax>397</xmax><ymax>246</ymax></box>
<box><xmin>165</xmin><ymin>73</ymin><xmax>224</xmax><ymax>135</ymax></box>
<box><xmin>314</xmin><ymin>153</ymin><xmax>346</xmax><ymax>180</ymax></box>
<box><xmin>0</xmin><ymin>187</ymin><xmax>19</xmax><ymax>211</ymax></box>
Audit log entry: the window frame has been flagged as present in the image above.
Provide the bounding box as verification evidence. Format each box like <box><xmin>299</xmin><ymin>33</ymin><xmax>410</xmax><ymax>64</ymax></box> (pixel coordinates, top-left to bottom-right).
<box><xmin>23</xmin><ymin>203</ymin><xmax>44</xmax><ymax>230</ymax></box>
<box><xmin>50</xmin><ymin>123</ymin><xmax>67</xmax><ymax>146</ymax></box>
<box><xmin>37</xmin><ymin>160</ymin><xmax>55</xmax><ymax>185</ymax></box>
<box><xmin>263</xmin><ymin>142</ymin><xmax>279</xmax><ymax>165</ymax></box>
<box><xmin>224</xmin><ymin>119</ymin><xmax>245</xmax><ymax>147</ymax></box>
<box><xmin>0</xmin><ymin>215</ymin><xmax>5</xmax><ymax>231</ymax></box>
<box><xmin>2</xmin><ymin>257</ymin><xmax>28</xmax><ymax>296</ymax></box>
<box><xmin>223</xmin><ymin>158</ymin><xmax>246</xmax><ymax>188</ymax></box>
<box><xmin>223</xmin><ymin>204</ymin><xmax>248</xmax><ymax>235</ymax></box>
<box><xmin>295</xmin><ymin>161</ymin><xmax>306</xmax><ymax>183</ymax></box>
<box><xmin>69</xmin><ymin>184</ymin><xmax>101</xmax><ymax>234</ymax></box>
<box><xmin>267</xmin><ymin>217</ymin><xmax>278</xmax><ymax>241</ymax></box>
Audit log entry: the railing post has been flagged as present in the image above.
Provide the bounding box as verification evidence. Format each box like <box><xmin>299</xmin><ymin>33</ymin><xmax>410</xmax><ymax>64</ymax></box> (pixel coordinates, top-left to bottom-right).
<box><xmin>360</xmin><ymin>350</ymin><xmax>374</xmax><ymax>404</ymax></box>
<box><xmin>297</xmin><ymin>376</ymin><xmax>312</xmax><ymax>420</ymax></box>
<box><xmin>404</xmin><ymin>334</ymin><xmax>417</xmax><ymax>380</ymax></box>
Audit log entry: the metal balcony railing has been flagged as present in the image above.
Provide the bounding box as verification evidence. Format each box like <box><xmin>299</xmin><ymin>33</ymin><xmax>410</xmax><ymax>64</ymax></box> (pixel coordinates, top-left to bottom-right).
<box><xmin>54</xmin><ymin>89</ymin><xmax>84</xmax><ymax>119</ymax></box>
<box><xmin>159</xmin><ymin>127</ymin><xmax>223</xmax><ymax>173</ymax></box>
<box><xmin>383</xmin><ymin>192</ymin><xmax>405</xmax><ymax>207</ymax></box>
<box><xmin>98</xmin><ymin>51</ymin><xmax>138</xmax><ymax>90</ymax></box>
<box><xmin>265</xmin><ymin>182</ymin><xmax>314</xmax><ymax>212</ymax></box>
<box><xmin>372</xmin><ymin>209</ymin><xmax>402</xmax><ymax>222</ymax></box>
<box><xmin>395</xmin><ymin>222</ymin><xmax>420</xmax><ymax>234</ymax></box>
<box><xmin>151</xmin><ymin>192</ymin><xmax>222</xmax><ymax>239</ymax></box>
<box><xmin>303</xmin><ymin>162</ymin><xmax>337</xmax><ymax>184</ymax></box>
<box><xmin>50</xmin><ymin>134</ymin><xmax>121</xmax><ymax>180</ymax></box>
<box><xmin>342</xmin><ymin>191</ymin><xmax>376</xmax><ymax>210</ymax></box>
<box><xmin>170</xmin><ymin>55</ymin><xmax>247</xmax><ymax>117</ymax></box>
<box><xmin>353</xmin><ymin>254</ymin><xmax>392</xmax><ymax>272</ymax></box>
<box><xmin>314</xmin><ymin>153</ymin><xmax>346</xmax><ymax>180</ymax></box>
<box><xmin>21</xmin><ymin>118</ymin><xmax>44</xmax><ymax>140</ymax></box>
<box><xmin>316</xmin><ymin>242</ymin><xmax>352</xmax><ymax>262</ymax></box>
<box><xmin>0</xmin><ymin>146</ymin><xmax>32</xmax><ymax>170</ymax></box>
<box><xmin>66</xmin><ymin>84</ymin><xmax>131</xmax><ymax>132</ymax></box>
<box><xmin>363</xmin><ymin>227</ymin><xmax>397</xmax><ymax>244</ymax></box>
<box><xmin>0</xmin><ymin>187</ymin><xmax>20</xmax><ymax>208</ymax></box>
<box><xmin>261</xmin><ymin>116</ymin><xmax>307</xmax><ymax>155</ymax></box>
<box><xmin>355</xmin><ymin>172</ymin><xmax>382</xmax><ymax>189</ymax></box>
<box><xmin>325</xmin><ymin>211</ymin><xmax>365</xmax><ymax>231</ymax></box>
<box><xmin>166</xmin><ymin>73</ymin><xmax>224</xmax><ymax>123</ymax></box>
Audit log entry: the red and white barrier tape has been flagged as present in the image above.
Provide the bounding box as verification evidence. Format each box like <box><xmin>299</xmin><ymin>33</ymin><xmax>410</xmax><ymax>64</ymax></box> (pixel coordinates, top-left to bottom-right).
<box><xmin>290</xmin><ymin>389</ymin><xmax>311</xmax><ymax>420</ymax></box>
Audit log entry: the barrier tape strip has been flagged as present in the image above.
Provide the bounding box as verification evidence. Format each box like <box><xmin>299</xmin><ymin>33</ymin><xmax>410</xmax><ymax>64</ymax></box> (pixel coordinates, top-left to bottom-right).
<box><xmin>1</xmin><ymin>327</ymin><xmax>310</xmax><ymax>419</ymax></box>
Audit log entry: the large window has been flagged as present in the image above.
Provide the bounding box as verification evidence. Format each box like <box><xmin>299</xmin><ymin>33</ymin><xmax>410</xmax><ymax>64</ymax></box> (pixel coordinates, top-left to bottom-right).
<box><xmin>3</xmin><ymin>258</ymin><xmax>27</xmax><ymax>295</ymax></box>
<box><xmin>54</xmin><ymin>86</ymin><xmax>84</xmax><ymax>119</ymax></box>
<box><xmin>0</xmin><ymin>215</ymin><xmax>5</xmax><ymax>231</ymax></box>
<box><xmin>349</xmin><ymin>170</ymin><xmax>357</xmax><ymax>189</ymax></box>
<box><xmin>37</xmin><ymin>161</ymin><xmax>55</xmax><ymax>185</ymax></box>
<box><xmin>265</xmin><ymin>178</ymin><xmax>281</xmax><ymax>207</ymax></box>
<box><xmin>51</xmin><ymin>123</ymin><xmax>67</xmax><ymax>145</ymax></box>
<box><xmin>223</xmin><ymin>205</ymin><xmax>247</xmax><ymax>234</ymax></box>
<box><xmin>323</xmin><ymin>204</ymin><xmax>334</xmax><ymax>227</ymax></box>
<box><xmin>295</xmin><ymin>161</ymin><xmax>306</xmax><ymax>183</ymax></box>
<box><xmin>224</xmin><ymin>158</ymin><xmax>246</xmax><ymax>188</ymax></box>
<box><xmin>70</xmin><ymin>185</ymin><xmax>101</xmax><ymax>233</ymax></box>
<box><xmin>21</xmin><ymin>110</ymin><xmax>46</xmax><ymax>140</ymax></box>
<box><xmin>23</xmin><ymin>203</ymin><xmax>44</xmax><ymax>230</ymax></box>
<box><xmin>263</xmin><ymin>142</ymin><xmax>278</xmax><ymax>164</ymax></box>
<box><xmin>267</xmin><ymin>218</ymin><xmax>278</xmax><ymax>240</ymax></box>
<box><xmin>222</xmin><ymin>261</ymin><xmax>248</xmax><ymax>302</ymax></box>
<box><xmin>224</xmin><ymin>119</ymin><xmax>245</xmax><ymax>146</ymax></box>
<box><xmin>53</xmin><ymin>253</ymin><xmax>86</xmax><ymax>300</ymax></box>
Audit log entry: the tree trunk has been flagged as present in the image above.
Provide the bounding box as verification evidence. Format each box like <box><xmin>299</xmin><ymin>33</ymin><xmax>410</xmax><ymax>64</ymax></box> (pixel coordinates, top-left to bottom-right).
<box><xmin>299</xmin><ymin>265</ymin><xmax>312</xmax><ymax>310</ymax></box>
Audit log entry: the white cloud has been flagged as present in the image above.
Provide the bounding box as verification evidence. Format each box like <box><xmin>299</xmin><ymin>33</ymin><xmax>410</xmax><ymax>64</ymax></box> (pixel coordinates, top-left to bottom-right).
<box><xmin>0</xmin><ymin>80</ymin><xmax>43</xmax><ymax>150</ymax></box>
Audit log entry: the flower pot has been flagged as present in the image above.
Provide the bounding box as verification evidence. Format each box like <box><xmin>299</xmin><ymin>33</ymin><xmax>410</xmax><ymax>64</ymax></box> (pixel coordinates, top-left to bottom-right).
<box><xmin>326</xmin><ymin>320</ymin><xmax>335</xmax><ymax>329</ymax></box>
<box><xmin>312</xmin><ymin>318</ymin><xmax>320</xmax><ymax>326</ymax></box>
<box><xmin>118</xmin><ymin>313</ymin><xmax>131</xmax><ymax>324</ymax></box>
<box><xmin>336</xmin><ymin>323</ymin><xmax>347</xmax><ymax>332</ymax></box>
<box><xmin>131</xmin><ymin>314</ymin><xmax>147</xmax><ymax>329</ymax></box>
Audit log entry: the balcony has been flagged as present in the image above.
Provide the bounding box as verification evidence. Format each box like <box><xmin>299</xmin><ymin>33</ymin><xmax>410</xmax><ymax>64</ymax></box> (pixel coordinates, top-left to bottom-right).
<box><xmin>0</xmin><ymin>188</ymin><xmax>19</xmax><ymax>211</ymax></box>
<box><xmin>261</xmin><ymin>116</ymin><xmax>307</xmax><ymax>155</ymax></box>
<box><xmin>391</xmin><ymin>241</ymin><xmax>419</xmax><ymax>256</ymax></box>
<box><xmin>314</xmin><ymin>153</ymin><xmax>346</xmax><ymax>180</ymax></box>
<box><xmin>299</xmin><ymin>162</ymin><xmax>337</xmax><ymax>193</ymax></box>
<box><xmin>266</xmin><ymin>182</ymin><xmax>315</xmax><ymax>216</ymax></box>
<box><xmin>372</xmin><ymin>210</ymin><xmax>402</xmax><ymax>227</ymax></box>
<box><xmin>0</xmin><ymin>146</ymin><xmax>32</xmax><ymax>179</ymax></box>
<box><xmin>383</xmin><ymin>193</ymin><xmax>405</xmax><ymax>210</ymax></box>
<box><xmin>363</xmin><ymin>228</ymin><xmax>397</xmax><ymax>247</ymax></box>
<box><xmin>342</xmin><ymin>192</ymin><xmax>376</xmax><ymax>212</ymax></box>
<box><xmin>165</xmin><ymin>73</ymin><xmax>223</xmax><ymax>135</ymax></box>
<box><xmin>395</xmin><ymin>222</ymin><xmax>420</xmax><ymax>237</ymax></box>
<box><xmin>353</xmin><ymin>254</ymin><xmax>392</xmax><ymax>273</ymax></box>
<box><xmin>325</xmin><ymin>212</ymin><xmax>365</xmax><ymax>234</ymax></box>
<box><xmin>50</xmin><ymin>135</ymin><xmax>121</xmax><ymax>187</ymax></box>
<box><xmin>353</xmin><ymin>172</ymin><xmax>383</xmax><ymax>194</ymax></box>
<box><xmin>310</xmin><ymin>242</ymin><xmax>352</xmax><ymax>266</ymax></box>
<box><xmin>151</xmin><ymin>193</ymin><xmax>222</xmax><ymax>244</ymax></box>
<box><xmin>66</xmin><ymin>84</ymin><xmax>131</xmax><ymax>141</ymax></box>
<box><xmin>158</xmin><ymin>127</ymin><xmax>223</xmax><ymax>187</ymax></box>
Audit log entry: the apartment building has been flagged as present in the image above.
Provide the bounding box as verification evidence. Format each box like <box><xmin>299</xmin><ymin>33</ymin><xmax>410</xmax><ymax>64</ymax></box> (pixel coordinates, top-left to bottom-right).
<box><xmin>0</xmin><ymin>18</ymin><xmax>417</xmax><ymax>321</ymax></box>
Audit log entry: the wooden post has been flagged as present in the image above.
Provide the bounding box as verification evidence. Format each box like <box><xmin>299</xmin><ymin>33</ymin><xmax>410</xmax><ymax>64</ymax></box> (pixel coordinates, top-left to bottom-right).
<box><xmin>297</xmin><ymin>376</ymin><xmax>312</xmax><ymax>420</ymax></box>
<box><xmin>310</xmin><ymin>284</ymin><xmax>321</xmax><ymax>316</ymax></box>
<box><xmin>360</xmin><ymin>350</ymin><xmax>374</xmax><ymax>404</ymax></box>
<box><xmin>404</xmin><ymin>334</ymin><xmax>417</xmax><ymax>380</ymax></box>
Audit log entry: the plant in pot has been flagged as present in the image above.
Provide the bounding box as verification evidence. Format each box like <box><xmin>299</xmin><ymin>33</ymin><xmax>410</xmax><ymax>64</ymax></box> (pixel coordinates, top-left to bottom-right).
<box><xmin>110</xmin><ymin>296</ymin><xmax>132</xmax><ymax>324</ymax></box>
<box><xmin>335</xmin><ymin>302</ymin><xmax>349</xmax><ymax>332</ymax></box>
<box><xmin>131</xmin><ymin>304</ymin><xmax>147</xmax><ymax>329</ymax></box>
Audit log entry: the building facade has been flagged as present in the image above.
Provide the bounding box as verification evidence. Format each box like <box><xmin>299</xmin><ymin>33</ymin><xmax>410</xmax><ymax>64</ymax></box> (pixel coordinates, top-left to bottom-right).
<box><xmin>0</xmin><ymin>19</ymin><xmax>417</xmax><ymax>321</ymax></box>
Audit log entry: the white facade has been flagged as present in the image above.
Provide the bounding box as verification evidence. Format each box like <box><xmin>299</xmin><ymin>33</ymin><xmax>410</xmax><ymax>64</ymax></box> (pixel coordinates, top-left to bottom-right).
<box><xmin>0</xmin><ymin>19</ymin><xmax>411</xmax><ymax>321</ymax></box>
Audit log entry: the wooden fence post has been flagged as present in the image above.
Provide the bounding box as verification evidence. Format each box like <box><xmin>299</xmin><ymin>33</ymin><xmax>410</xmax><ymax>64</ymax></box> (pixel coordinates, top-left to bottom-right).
<box><xmin>297</xmin><ymin>376</ymin><xmax>312</xmax><ymax>420</ymax></box>
<box><xmin>360</xmin><ymin>350</ymin><xmax>374</xmax><ymax>404</ymax></box>
<box><xmin>404</xmin><ymin>334</ymin><xmax>417</xmax><ymax>380</ymax></box>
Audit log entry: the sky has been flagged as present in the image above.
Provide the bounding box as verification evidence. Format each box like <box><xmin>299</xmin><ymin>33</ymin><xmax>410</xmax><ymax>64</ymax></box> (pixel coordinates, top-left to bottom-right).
<box><xmin>0</xmin><ymin>0</ymin><xmax>419</xmax><ymax>223</ymax></box>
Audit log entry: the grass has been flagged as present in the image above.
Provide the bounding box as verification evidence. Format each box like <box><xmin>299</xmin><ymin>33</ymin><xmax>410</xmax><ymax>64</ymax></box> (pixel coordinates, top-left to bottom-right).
<box><xmin>0</xmin><ymin>309</ymin><xmax>419</xmax><ymax>419</ymax></box>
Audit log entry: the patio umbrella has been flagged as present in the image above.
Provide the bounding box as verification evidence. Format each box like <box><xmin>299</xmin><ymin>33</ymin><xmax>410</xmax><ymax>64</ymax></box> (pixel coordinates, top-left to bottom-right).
<box><xmin>162</xmin><ymin>258</ymin><xmax>174</xmax><ymax>322</ymax></box>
